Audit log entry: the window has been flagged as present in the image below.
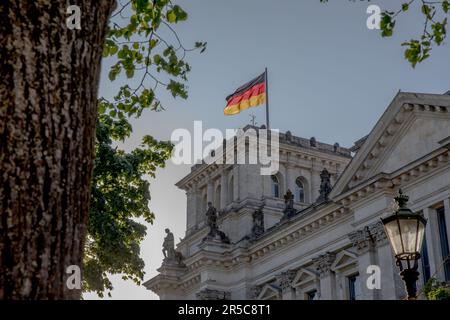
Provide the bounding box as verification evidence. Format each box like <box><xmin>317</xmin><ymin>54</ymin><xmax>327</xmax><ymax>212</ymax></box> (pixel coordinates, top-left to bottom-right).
<box><xmin>421</xmin><ymin>233</ymin><xmax>431</xmax><ymax>283</ymax></box>
<box><xmin>348</xmin><ymin>274</ymin><xmax>360</xmax><ymax>300</ymax></box>
<box><xmin>271</xmin><ymin>175</ymin><xmax>280</xmax><ymax>198</ymax></box>
<box><xmin>295</xmin><ymin>177</ymin><xmax>305</xmax><ymax>203</ymax></box>
<box><xmin>437</xmin><ymin>207</ymin><xmax>450</xmax><ymax>281</ymax></box>
<box><xmin>305</xmin><ymin>290</ymin><xmax>317</xmax><ymax>300</ymax></box>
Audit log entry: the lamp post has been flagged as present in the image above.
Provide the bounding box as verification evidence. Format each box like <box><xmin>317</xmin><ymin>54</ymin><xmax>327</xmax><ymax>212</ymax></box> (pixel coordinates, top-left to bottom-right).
<box><xmin>381</xmin><ymin>190</ymin><xmax>427</xmax><ymax>300</ymax></box>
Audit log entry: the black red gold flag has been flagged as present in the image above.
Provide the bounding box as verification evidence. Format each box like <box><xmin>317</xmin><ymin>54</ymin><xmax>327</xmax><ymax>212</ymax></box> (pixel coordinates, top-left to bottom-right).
<box><xmin>224</xmin><ymin>71</ymin><xmax>266</xmax><ymax>115</ymax></box>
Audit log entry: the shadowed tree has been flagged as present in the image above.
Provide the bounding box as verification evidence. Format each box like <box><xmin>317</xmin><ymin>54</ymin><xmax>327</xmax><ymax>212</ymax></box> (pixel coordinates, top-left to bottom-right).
<box><xmin>0</xmin><ymin>1</ymin><xmax>116</xmax><ymax>299</ymax></box>
<box><xmin>0</xmin><ymin>0</ymin><xmax>205</xmax><ymax>299</ymax></box>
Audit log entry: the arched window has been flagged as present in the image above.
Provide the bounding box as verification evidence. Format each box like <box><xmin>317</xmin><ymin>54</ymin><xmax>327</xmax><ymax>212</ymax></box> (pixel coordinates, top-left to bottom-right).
<box><xmin>228</xmin><ymin>176</ymin><xmax>234</xmax><ymax>204</ymax></box>
<box><xmin>295</xmin><ymin>177</ymin><xmax>305</xmax><ymax>203</ymax></box>
<box><xmin>271</xmin><ymin>175</ymin><xmax>280</xmax><ymax>198</ymax></box>
<box><xmin>215</xmin><ymin>185</ymin><xmax>221</xmax><ymax>209</ymax></box>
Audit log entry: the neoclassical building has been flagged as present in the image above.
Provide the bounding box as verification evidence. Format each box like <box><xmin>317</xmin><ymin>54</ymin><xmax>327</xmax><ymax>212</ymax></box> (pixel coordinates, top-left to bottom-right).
<box><xmin>144</xmin><ymin>92</ymin><xmax>450</xmax><ymax>300</ymax></box>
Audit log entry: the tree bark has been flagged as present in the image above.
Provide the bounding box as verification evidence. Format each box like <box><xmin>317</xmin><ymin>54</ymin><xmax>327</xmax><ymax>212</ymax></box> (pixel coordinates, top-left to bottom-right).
<box><xmin>0</xmin><ymin>1</ymin><xmax>115</xmax><ymax>299</ymax></box>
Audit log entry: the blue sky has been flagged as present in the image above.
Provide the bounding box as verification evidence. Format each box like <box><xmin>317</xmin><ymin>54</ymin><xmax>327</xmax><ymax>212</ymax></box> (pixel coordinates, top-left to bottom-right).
<box><xmin>84</xmin><ymin>0</ymin><xmax>450</xmax><ymax>299</ymax></box>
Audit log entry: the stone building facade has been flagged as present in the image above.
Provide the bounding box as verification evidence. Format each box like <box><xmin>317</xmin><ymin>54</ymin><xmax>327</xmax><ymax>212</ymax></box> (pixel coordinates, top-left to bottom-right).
<box><xmin>144</xmin><ymin>92</ymin><xmax>450</xmax><ymax>300</ymax></box>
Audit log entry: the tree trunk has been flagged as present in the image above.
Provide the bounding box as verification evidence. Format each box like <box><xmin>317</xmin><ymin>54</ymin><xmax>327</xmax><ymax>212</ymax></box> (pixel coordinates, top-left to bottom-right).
<box><xmin>0</xmin><ymin>1</ymin><xmax>115</xmax><ymax>299</ymax></box>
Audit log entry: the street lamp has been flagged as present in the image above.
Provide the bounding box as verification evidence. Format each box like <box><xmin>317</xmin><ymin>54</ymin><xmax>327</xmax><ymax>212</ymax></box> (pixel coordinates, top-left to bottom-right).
<box><xmin>381</xmin><ymin>190</ymin><xmax>427</xmax><ymax>300</ymax></box>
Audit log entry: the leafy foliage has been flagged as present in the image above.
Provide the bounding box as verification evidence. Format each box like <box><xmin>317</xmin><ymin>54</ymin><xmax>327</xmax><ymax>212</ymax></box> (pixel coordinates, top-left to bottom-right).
<box><xmin>423</xmin><ymin>277</ymin><xmax>450</xmax><ymax>300</ymax></box>
<box><xmin>84</xmin><ymin>0</ymin><xmax>205</xmax><ymax>297</ymax></box>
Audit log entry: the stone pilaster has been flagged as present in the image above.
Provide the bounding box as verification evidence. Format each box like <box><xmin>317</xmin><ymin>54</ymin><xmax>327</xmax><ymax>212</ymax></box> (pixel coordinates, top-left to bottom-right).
<box><xmin>286</xmin><ymin>165</ymin><xmax>297</xmax><ymax>198</ymax></box>
<box><xmin>186</xmin><ymin>187</ymin><xmax>196</xmax><ymax>232</ymax></box>
<box><xmin>348</xmin><ymin>222</ymin><xmax>390</xmax><ymax>300</ymax></box>
<box><xmin>444</xmin><ymin>198</ymin><xmax>450</xmax><ymax>252</ymax></box>
<box><xmin>220</xmin><ymin>171</ymin><xmax>228</xmax><ymax>209</ymax></box>
<box><xmin>312</xmin><ymin>252</ymin><xmax>336</xmax><ymax>299</ymax></box>
<box><xmin>276</xmin><ymin>270</ymin><xmax>296</xmax><ymax>300</ymax></box>
<box><xmin>207</xmin><ymin>180</ymin><xmax>214</xmax><ymax>204</ymax></box>
<box><xmin>423</xmin><ymin>207</ymin><xmax>444</xmax><ymax>281</ymax></box>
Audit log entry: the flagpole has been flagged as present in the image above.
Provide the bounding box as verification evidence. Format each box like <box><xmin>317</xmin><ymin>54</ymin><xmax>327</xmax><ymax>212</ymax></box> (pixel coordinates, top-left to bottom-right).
<box><xmin>265</xmin><ymin>67</ymin><xmax>270</xmax><ymax>129</ymax></box>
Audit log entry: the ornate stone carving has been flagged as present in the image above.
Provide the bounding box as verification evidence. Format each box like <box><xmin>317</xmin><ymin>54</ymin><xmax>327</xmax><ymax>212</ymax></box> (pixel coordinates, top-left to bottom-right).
<box><xmin>368</xmin><ymin>221</ymin><xmax>388</xmax><ymax>245</ymax></box>
<box><xmin>162</xmin><ymin>228</ymin><xmax>184</xmax><ymax>265</ymax></box>
<box><xmin>276</xmin><ymin>270</ymin><xmax>296</xmax><ymax>290</ymax></box>
<box><xmin>196</xmin><ymin>288</ymin><xmax>231</xmax><ymax>300</ymax></box>
<box><xmin>251</xmin><ymin>208</ymin><xmax>265</xmax><ymax>238</ymax></box>
<box><xmin>203</xmin><ymin>202</ymin><xmax>230</xmax><ymax>244</ymax></box>
<box><xmin>312</xmin><ymin>252</ymin><xmax>336</xmax><ymax>276</ymax></box>
<box><xmin>348</xmin><ymin>221</ymin><xmax>388</xmax><ymax>252</ymax></box>
<box><xmin>250</xmin><ymin>285</ymin><xmax>263</xmax><ymax>299</ymax></box>
<box><xmin>282</xmin><ymin>189</ymin><xmax>297</xmax><ymax>219</ymax></box>
<box><xmin>348</xmin><ymin>227</ymin><xmax>374</xmax><ymax>253</ymax></box>
<box><xmin>316</xmin><ymin>168</ymin><xmax>332</xmax><ymax>203</ymax></box>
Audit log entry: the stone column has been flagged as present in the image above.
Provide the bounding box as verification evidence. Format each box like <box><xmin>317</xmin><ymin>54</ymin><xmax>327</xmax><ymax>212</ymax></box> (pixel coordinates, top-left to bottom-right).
<box><xmin>220</xmin><ymin>171</ymin><xmax>228</xmax><ymax>209</ymax></box>
<box><xmin>186</xmin><ymin>187</ymin><xmax>196</xmax><ymax>232</ymax></box>
<box><xmin>310</xmin><ymin>159</ymin><xmax>321</xmax><ymax>202</ymax></box>
<box><xmin>206</xmin><ymin>179</ymin><xmax>214</xmax><ymax>205</ymax></box>
<box><xmin>194</xmin><ymin>187</ymin><xmax>203</xmax><ymax>225</ymax></box>
<box><xmin>313</xmin><ymin>252</ymin><xmax>336</xmax><ymax>300</ymax></box>
<box><xmin>377</xmin><ymin>240</ymin><xmax>404</xmax><ymax>299</ymax></box>
<box><xmin>233</xmin><ymin>165</ymin><xmax>239</xmax><ymax>202</ymax></box>
<box><xmin>444</xmin><ymin>198</ymin><xmax>450</xmax><ymax>250</ymax></box>
<box><xmin>348</xmin><ymin>225</ymin><xmax>379</xmax><ymax>300</ymax></box>
<box><xmin>286</xmin><ymin>165</ymin><xmax>297</xmax><ymax>196</ymax></box>
<box><xmin>277</xmin><ymin>270</ymin><xmax>296</xmax><ymax>300</ymax></box>
<box><xmin>423</xmin><ymin>207</ymin><xmax>443</xmax><ymax>279</ymax></box>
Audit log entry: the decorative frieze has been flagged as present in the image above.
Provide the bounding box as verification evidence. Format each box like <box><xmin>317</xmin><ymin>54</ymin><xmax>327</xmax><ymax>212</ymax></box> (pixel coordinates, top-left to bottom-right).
<box><xmin>348</xmin><ymin>221</ymin><xmax>388</xmax><ymax>253</ymax></box>
<box><xmin>196</xmin><ymin>288</ymin><xmax>231</xmax><ymax>300</ymax></box>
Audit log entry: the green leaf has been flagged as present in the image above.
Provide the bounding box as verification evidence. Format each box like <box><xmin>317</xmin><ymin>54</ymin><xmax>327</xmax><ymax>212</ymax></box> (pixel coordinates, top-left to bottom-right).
<box><xmin>444</xmin><ymin>1</ymin><xmax>450</xmax><ymax>13</ymax></box>
<box><xmin>126</xmin><ymin>67</ymin><xmax>135</xmax><ymax>78</ymax></box>
<box><xmin>166</xmin><ymin>10</ymin><xmax>176</xmax><ymax>23</ymax></box>
<box><xmin>108</xmin><ymin>70</ymin><xmax>117</xmax><ymax>81</ymax></box>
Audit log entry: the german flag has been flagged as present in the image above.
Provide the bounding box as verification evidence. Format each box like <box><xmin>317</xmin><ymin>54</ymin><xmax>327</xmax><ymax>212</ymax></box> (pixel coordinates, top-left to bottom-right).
<box><xmin>224</xmin><ymin>71</ymin><xmax>266</xmax><ymax>115</ymax></box>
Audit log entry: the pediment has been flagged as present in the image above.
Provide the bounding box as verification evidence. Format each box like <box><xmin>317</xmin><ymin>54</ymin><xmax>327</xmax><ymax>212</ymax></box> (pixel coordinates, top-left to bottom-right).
<box><xmin>331</xmin><ymin>92</ymin><xmax>450</xmax><ymax>198</ymax></box>
<box><xmin>257</xmin><ymin>284</ymin><xmax>281</xmax><ymax>300</ymax></box>
<box><xmin>373</xmin><ymin>116</ymin><xmax>450</xmax><ymax>175</ymax></box>
<box><xmin>292</xmin><ymin>268</ymin><xmax>318</xmax><ymax>287</ymax></box>
<box><xmin>331</xmin><ymin>250</ymin><xmax>357</xmax><ymax>271</ymax></box>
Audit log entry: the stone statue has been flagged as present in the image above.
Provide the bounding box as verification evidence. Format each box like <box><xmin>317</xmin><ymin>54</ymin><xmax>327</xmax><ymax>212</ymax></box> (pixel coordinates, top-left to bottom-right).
<box><xmin>316</xmin><ymin>168</ymin><xmax>332</xmax><ymax>203</ymax></box>
<box><xmin>282</xmin><ymin>189</ymin><xmax>297</xmax><ymax>219</ymax></box>
<box><xmin>143</xmin><ymin>180</ymin><xmax>151</xmax><ymax>201</ymax></box>
<box><xmin>162</xmin><ymin>228</ymin><xmax>184</xmax><ymax>265</ymax></box>
<box><xmin>203</xmin><ymin>202</ymin><xmax>230</xmax><ymax>244</ymax></box>
<box><xmin>205</xmin><ymin>202</ymin><xmax>218</xmax><ymax>237</ymax></box>
<box><xmin>162</xmin><ymin>228</ymin><xmax>175</xmax><ymax>260</ymax></box>
<box><xmin>251</xmin><ymin>208</ymin><xmax>265</xmax><ymax>238</ymax></box>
